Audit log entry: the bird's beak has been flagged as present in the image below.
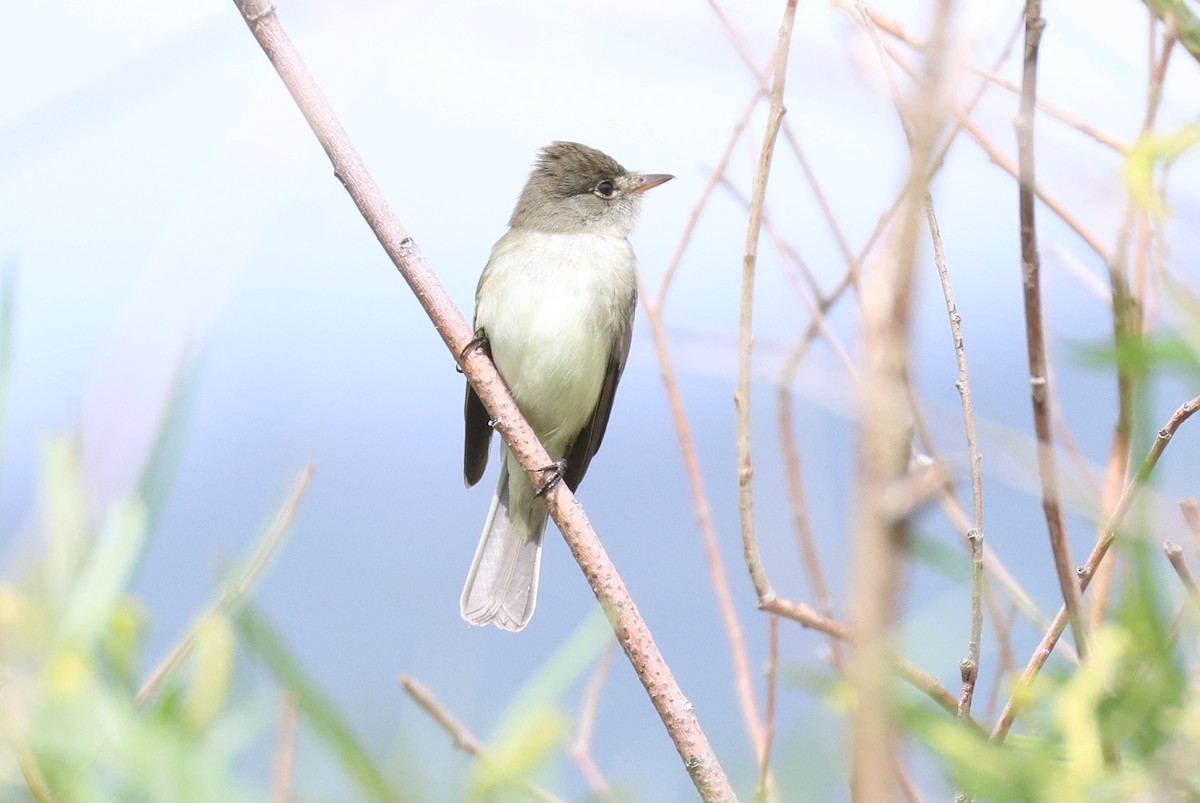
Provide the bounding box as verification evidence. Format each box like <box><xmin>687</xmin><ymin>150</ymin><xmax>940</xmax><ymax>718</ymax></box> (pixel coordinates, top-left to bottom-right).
<box><xmin>632</xmin><ymin>173</ymin><xmax>675</xmax><ymax>194</ymax></box>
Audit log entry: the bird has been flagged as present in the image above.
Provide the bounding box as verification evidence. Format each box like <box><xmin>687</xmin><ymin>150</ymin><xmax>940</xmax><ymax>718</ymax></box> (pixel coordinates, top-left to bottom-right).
<box><xmin>459</xmin><ymin>141</ymin><xmax>673</xmax><ymax>631</ymax></box>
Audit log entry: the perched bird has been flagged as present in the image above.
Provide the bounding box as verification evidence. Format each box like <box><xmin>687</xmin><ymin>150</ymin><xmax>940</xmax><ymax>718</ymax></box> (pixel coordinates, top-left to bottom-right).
<box><xmin>460</xmin><ymin>141</ymin><xmax>673</xmax><ymax>631</ymax></box>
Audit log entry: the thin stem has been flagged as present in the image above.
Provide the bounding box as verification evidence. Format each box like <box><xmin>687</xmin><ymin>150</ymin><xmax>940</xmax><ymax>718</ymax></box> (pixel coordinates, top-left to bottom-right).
<box><xmin>736</xmin><ymin>0</ymin><xmax>798</xmax><ymax>601</ymax></box>
<box><xmin>1015</xmin><ymin>0</ymin><xmax>1091</xmax><ymax>661</ymax></box>
<box><xmin>655</xmin><ymin>83</ymin><xmax>766</xmax><ymax>308</ymax></box>
<box><xmin>845</xmin><ymin>0</ymin><xmax>1127</xmax><ymax>153</ymax></box>
<box><xmin>756</xmin><ymin>615</ymin><xmax>779</xmax><ymax>803</ymax></box>
<box><xmin>992</xmin><ymin>394</ymin><xmax>1200</xmax><ymax>741</ymax></box>
<box><xmin>924</xmin><ymin>192</ymin><xmax>986</xmax><ymax>722</ymax></box>
<box><xmin>1163</xmin><ymin>541</ymin><xmax>1200</xmax><ymax>603</ymax></box>
<box><xmin>270</xmin><ymin>693</ymin><xmax>299</xmax><ymax>803</ymax></box>
<box><xmin>570</xmin><ymin>641</ymin><xmax>616</xmax><ymax>800</ymax></box>
<box><xmin>399</xmin><ymin>675</ymin><xmax>564</xmax><ymax>803</ymax></box>
<box><xmin>845</xmin><ymin>1</ymin><xmax>956</xmax><ymax>797</ymax></box>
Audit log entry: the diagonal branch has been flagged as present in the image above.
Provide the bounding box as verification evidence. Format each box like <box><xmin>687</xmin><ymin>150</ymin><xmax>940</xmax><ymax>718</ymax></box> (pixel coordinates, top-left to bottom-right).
<box><xmin>992</xmin><ymin>394</ymin><xmax>1200</xmax><ymax>740</ymax></box>
<box><xmin>229</xmin><ymin>3</ymin><xmax>736</xmax><ymax>799</ymax></box>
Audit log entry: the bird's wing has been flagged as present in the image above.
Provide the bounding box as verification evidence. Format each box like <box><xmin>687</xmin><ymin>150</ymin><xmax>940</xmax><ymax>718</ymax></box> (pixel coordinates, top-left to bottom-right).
<box><xmin>563</xmin><ymin>289</ymin><xmax>636</xmax><ymax>492</ymax></box>
<box><xmin>464</xmin><ymin>377</ymin><xmax>492</xmax><ymax>488</ymax></box>
<box><xmin>464</xmin><ymin>255</ymin><xmax>499</xmax><ymax>488</ymax></box>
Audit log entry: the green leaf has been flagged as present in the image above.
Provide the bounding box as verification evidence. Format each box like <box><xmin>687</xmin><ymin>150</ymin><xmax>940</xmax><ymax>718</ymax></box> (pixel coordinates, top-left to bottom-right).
<box><xmin>54</xmin><ymin>500</ymin><xmax>147</xmax><ymax>652</ymax></box>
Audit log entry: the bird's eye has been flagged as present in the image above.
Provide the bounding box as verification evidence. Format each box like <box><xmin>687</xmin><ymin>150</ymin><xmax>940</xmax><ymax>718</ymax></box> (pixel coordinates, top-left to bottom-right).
<box><xmin>594</xmin><ymin>179</ymin><xmax>615</xmax><ymax>199</ymax></box>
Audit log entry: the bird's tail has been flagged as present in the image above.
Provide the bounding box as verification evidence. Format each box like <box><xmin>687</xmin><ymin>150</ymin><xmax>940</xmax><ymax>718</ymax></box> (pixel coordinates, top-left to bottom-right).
<box><xmin>460</xmin><ymin>447</ymin><xmax>548</xmax><ymax>631</ymax></box>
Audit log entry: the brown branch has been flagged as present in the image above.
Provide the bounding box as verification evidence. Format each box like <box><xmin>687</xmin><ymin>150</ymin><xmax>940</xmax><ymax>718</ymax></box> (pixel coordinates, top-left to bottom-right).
<box><xmin>872</xmin><ymin>34</ymin><xmax>1114</xmax><ymax>264</ymax></box>
<box><xmin>756</xmin><ymin>615</ymin><xmax>780</xmax><ymax>803</ymax></box>
<box><xmin>992</xmin><ymin>394</ymin><xmax>1200</xmax><ymax>740</ymax></box>
<box><xmin>639</xmin><ymin>25</ymin><xmax>773</xmax><ymax>779</ymax></box>
<box><xmin>736</xmin><ymin>0</ymin><xmax>798</xmax><ymax>601</ymax></box>
<box><xmin>229</xmin><ymin>4</ymin><xmax>736</xmax><ymax>798</ymax></box>
<box><xmin>570</xmin><ymin>641</ymin><xmax>616</xmax><ymax>800</ymax></box>
<box><xmin>1181</xmin><ymin>498</ymin><xmax>1200</xmax><ymax>560</ymax></box>
<box><xmin>759</xmin><ymin>597</ymin><xmax>980</xmax><ymax>730</ymax></box>
<box><xmin>1016</xmin><ymin>0</ymin><xmax>1091</xmax><ymax>662</ymax></box>
<box><xmin>399</xmin><ymin>675</ymin><xmax>564</xmax><ymax>803</ymax></box>
<box><xmin>271</xmin><ymin>693</ymin><xmax>299</xmax><ymax>803</ymax></box>
<box><xmin>1087</xmin><ymin>27</ymin><xmax>1175</xmax><ymax>629</ymax></box>
<box><xmin>1163</xmin><ymin>541</ymin><xmax>1200</xmax><ymax>603</ymax></box>
<box><xmin>924</xmin><ymin>193</ymin><xmax>986</xmax><ymax>723</ymax></box>
<box><xmin>844</xmin><ymin>0</ymin><xmax>1127</xmax><ymax>153</ymax></box>
<box><xmin>777</xmin><ymin>343</ymin><xmax>844</xmax><ymax>668</ymax></box>
<box><xmin>844</xmin><ymin>0</ymin><xmax>956</xmax><ymax>796</ymax></box>
<box><xmin>655</xmin><ymin>82</ymin><xmax>765</xmax><ymax>308</ymax></box>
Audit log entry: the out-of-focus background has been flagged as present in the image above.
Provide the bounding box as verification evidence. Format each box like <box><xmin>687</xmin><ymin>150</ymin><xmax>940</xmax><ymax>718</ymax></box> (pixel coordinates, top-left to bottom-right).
<box><xmin>3</xmin><ymin>0</ymin><xmax>1199</xmax><ymax>800</ymax></box>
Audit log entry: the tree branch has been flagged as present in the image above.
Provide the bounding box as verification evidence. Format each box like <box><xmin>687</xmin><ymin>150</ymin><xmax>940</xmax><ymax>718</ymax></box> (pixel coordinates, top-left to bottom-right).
<box><xmin>1015</xmin><ymin>0</ymin><xmax>1092</xmax><ymax>661</ymax></box>
<box><xmin>229</xmin><ymin>3</ymin><xmax>736</xmax><ymax>798</ymax></box>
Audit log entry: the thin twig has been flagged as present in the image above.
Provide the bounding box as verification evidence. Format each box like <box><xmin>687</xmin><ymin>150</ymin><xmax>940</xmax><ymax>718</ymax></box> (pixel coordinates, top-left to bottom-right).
<box><xmin>756</xmin><ymin>615</ymin><xmax>779</xmax><ymax>803</ymax></box>
<box><xmin>992</xmin><ymin>394</ymin><xmax>1200</xmax><ymax>741</ymax></box>
<box><xmin>570</xmin><ymin>641</ymin><xmax>616</xmax><ymax>800</ymax></box>
<box><xmin>655</xmin><ymin>82</ymin><xmax>766</xmax><ymax>308</ymax></box>
<box><xmin>924</xmin><ymin>193</ymin><xmax>986</xmax><ymax>723</ymax></box>
<box><xmin>1087</xmin><ymin>26</ymin><xmax>1175</xmax><ymax>629</ymax></box>
<box><xmin>271</xmin><ymin>692</ymin><xmax>299</xmax><ymax>803</ymax></box>
<box><xmin>759</xmin><ymin>596</ymin><xmax>980</xmax><ymax>728</ymax></box>
<box><xmin>399</xmin><ymin>675</ymin><xmax>564</xmax><ymax>803</ymax></box>
<box><xmin>777</xmin><ymin>344</ymin><xmax>844</xmax><ymax>668</ymax></box>
<box><xmin>1015</xmin><ymin>0</ymin><xmax>1091</xmax><ymax>662</ymax></box>
<box><xmin>229</xmin><ymin>4</ymin><xmax>736</xmax><ymax>797</ymax></box>
<box><xmin>136</xmin><ymin>464</ymin><xmax>314</xmax><ymax>708</ymax></box>
<box><xmin>843</xmin><ymin>0</ymin><xmax>1127</xmax><ymax>153</ymax></box>
<box><xmin>1163</xmin><ymin>541</ymin><xmax>1200</xmax><ymax>603</ymax></box>
<box><xmin>736</xmin><ymin>0</ymin><xmax>798</xmax><ymax>601</ymax></box>
<box><xmin>873</xmin><ymin>36</ymin><xmax>1114</xmax><ymax>264</ymax></box>
<box><xmin>639</xmin><ymin>34</ymin><xmax>771</xmax><ymax>783</ymax></box>
<box><xmin>1181</xmin><ymin>498</ymin><xmax>1200</xmax><ymax>561</ymax></box>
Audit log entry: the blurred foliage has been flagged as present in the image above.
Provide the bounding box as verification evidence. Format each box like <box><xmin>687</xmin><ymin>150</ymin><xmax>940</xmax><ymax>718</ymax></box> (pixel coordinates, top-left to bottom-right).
<box><xmin>0</xmin><ymin>438</ymin><xmax>409</xmax><ymax>803</ymax></box>
<box><xmin>0</xmin><ymin>438</ymin><xmax>265</xmax><ymax>802</ymax></box>
<box><xmin>911</xmin><ymin>550</ymin><xmax>1200</xmax><ymax>801</ymax></box>
<box><xmin>1124</xmin><ymin>122</ymin><xmax>1200</xmax><ymax>221</ymax></box>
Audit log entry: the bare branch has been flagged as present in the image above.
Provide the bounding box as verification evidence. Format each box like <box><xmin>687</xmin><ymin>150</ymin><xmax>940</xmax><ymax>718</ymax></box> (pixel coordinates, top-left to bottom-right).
<box><xmin>1015</xmin><ymin>0</ymin><xmax>1091</xmax><ymax>661</ymax></box>
<box><xmin>736</xmin><ymin>0</ymin><xmax>799</xmax><ymax>601</ymax></box>
<box><xmin>756</xmin><ymin>615</ymin><xmax>779</xmax><ymax>803</ymax></box>
<box><xmin>993</xmin><ymin>394</ymin><xmax>1200</xmax><ymax>740</ymax></box>
<box><xmin>229</xmin><ymin>4</ymin><xmax>736</xmax><ymax>797</ymax></box>
<box><xmin>271</xmin><ymin>693</ymin><xmax>299</xmax><ymax>803</ymax></box>
<box><xmin>570</xmin><ymin>641</ymin><xmax>616</xmax><ymax>800</ymax></box>
<box><xmin>1163</xmin><ymin>541</ymin><xmax>1200</xmax><ymax>604</ymax></box>
<box><xmin>399</xmin><ymin>675</ymin><xmax>564</xmax><ymax>803</ymax></box>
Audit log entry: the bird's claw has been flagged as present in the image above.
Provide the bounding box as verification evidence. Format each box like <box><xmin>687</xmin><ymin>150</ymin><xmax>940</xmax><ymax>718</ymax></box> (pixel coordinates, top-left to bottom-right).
<box><xmin>534</xmin><ymin>459</ymin><xmax>568</xmax><ymax>498</ymax></box>
<box><xmin>456</xmin><ymin>329</ymin><xmax>490</xmax><ymax>372</ymax></box>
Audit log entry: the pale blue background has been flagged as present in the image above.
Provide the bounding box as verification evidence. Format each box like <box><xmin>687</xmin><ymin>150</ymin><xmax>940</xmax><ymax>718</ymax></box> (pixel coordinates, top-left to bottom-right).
<box><xmin>3</xmin><ymin>0</ymin><xmax>1199</xmax><ymax>799</ymax></box>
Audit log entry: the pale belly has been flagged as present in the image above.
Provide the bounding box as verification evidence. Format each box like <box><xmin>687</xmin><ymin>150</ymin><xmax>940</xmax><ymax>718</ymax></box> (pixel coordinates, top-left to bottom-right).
<box><xmin>474</xmin><ymin>230</ymin><xmax>635</xmax><ymax>455</ymax></box>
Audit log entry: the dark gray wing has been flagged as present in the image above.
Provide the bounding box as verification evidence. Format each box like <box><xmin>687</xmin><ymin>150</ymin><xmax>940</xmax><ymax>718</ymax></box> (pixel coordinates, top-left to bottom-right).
<box><xmin>464</xmin><ymin>378</ymin><xmax>492</xmax><ymax>487</ymax></box>
<box><xmin>563</xmin><ymin>296</ymin><xmax>636</xmax><ymax>492</ymax></box>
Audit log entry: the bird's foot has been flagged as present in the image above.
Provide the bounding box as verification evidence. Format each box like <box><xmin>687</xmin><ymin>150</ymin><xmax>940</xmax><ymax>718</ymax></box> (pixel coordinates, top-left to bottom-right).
<box><xmin>534</xmin><ymin>459</ymin><xmax>568</xmax><ymax>498</ymax></box>
<box><xmin>456</xmin><ymin>329</ymin><xmax>490</xmax><ymax>373</ymax></box>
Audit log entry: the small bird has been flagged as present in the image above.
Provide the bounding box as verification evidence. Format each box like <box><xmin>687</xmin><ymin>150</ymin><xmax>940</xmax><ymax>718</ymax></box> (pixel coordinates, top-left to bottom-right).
<box><xmin>460</xmin><ymin>141</ymin><xmax>673</xmax><ymax>631</ymax></box>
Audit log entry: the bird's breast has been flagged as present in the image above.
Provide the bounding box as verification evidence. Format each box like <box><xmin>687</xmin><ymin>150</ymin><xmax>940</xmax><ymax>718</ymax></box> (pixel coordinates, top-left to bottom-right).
<box><xmin>474</xmin><ymin>230</ymin><xmax>636</xmax><ymax>453</ymax></box>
